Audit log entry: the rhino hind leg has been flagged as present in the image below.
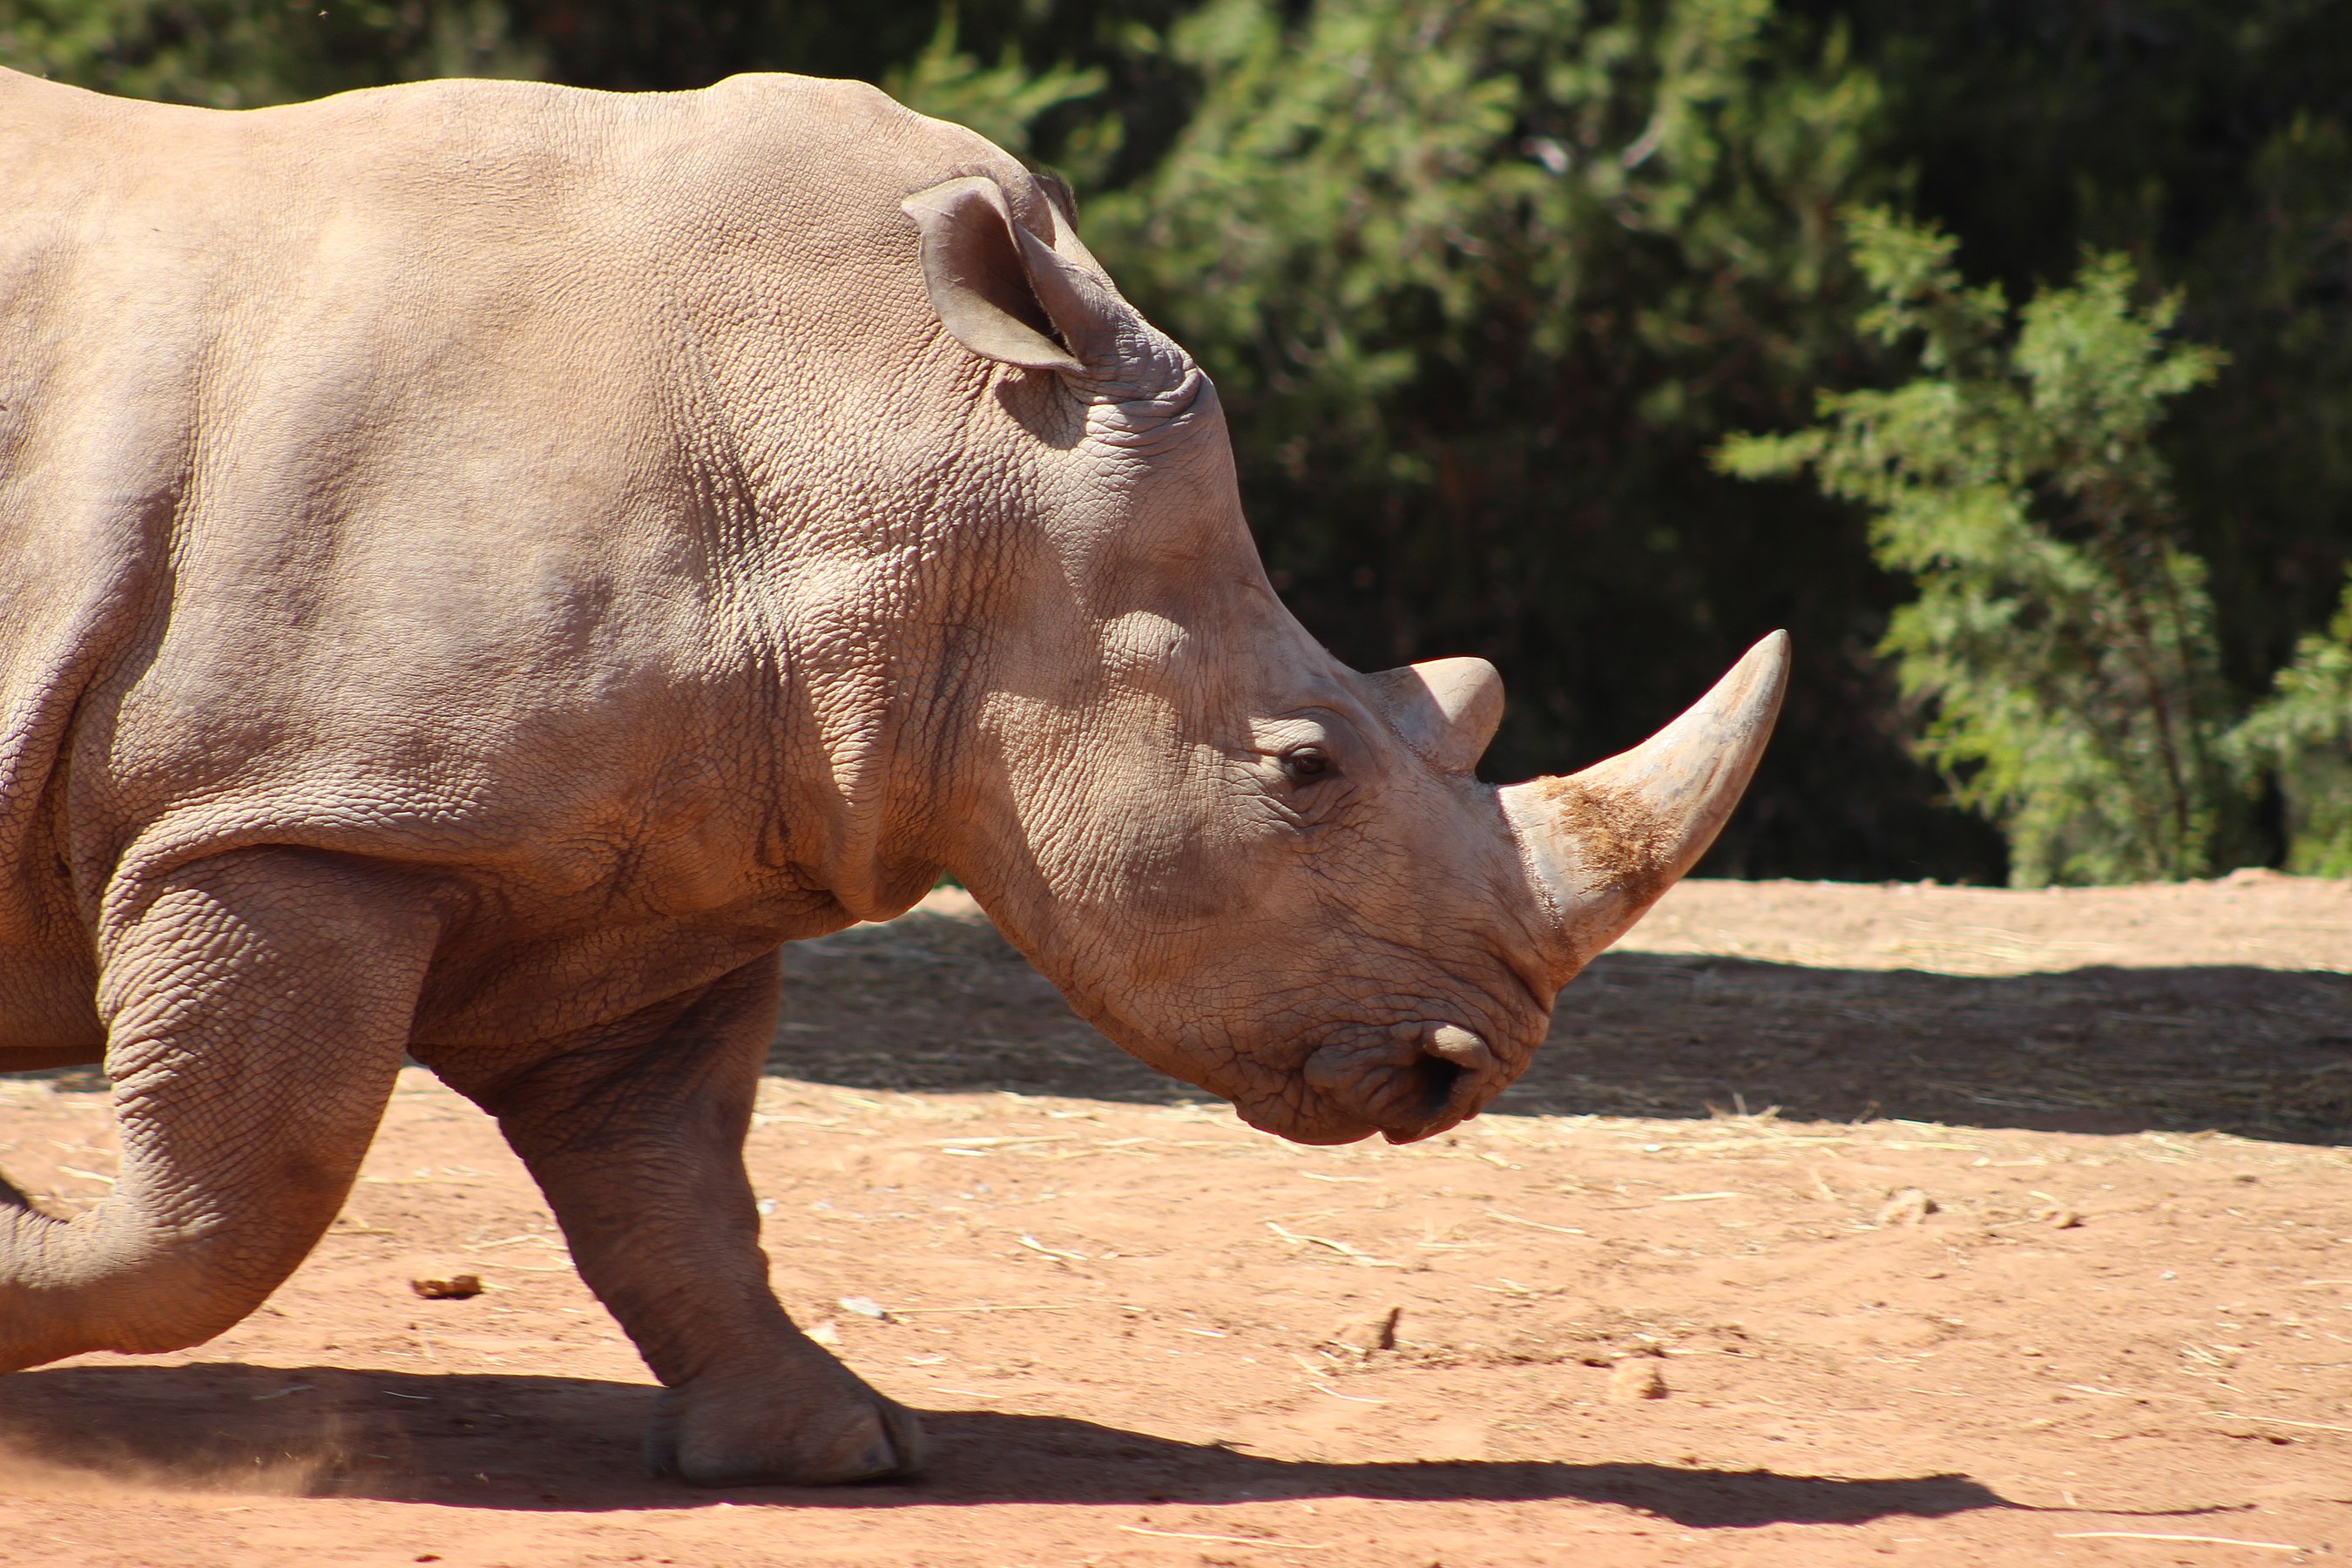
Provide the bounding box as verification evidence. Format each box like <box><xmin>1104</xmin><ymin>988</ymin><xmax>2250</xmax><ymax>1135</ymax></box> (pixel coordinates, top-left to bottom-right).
<box><xmin>0</xmin><ymin>848</ymin><xmax>436</xmax><ymax>1372</ymax></box>
<box><xmin>470</xmin><ymin>956</ymin><xmax>924</xmax><ymax>1486</ymax></box>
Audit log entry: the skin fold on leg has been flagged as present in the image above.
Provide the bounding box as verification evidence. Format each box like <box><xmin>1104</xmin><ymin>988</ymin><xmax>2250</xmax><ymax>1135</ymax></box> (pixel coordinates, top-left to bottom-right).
<box><xmin>449</xmin><ymin>956</ymin><xmax>924</xmax><ymax>1486</ymax></box>
<box><xmin>0</xmin><ymin>848</ymin><xmax>442</xmax><ymax>1372</ymax></box>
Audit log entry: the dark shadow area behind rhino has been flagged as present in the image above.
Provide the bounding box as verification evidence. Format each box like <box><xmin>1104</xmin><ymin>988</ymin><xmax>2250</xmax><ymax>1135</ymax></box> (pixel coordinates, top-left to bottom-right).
<box><xmin>11</xmin><ymin>904</ymin><xmax>2349</xmax><ymax>1144</ymax></box>
<box><xmin>769</xmin><ymin>907</ymin><xmax>2352</xmax><ymax>1146</ymax></box>
<box><xmin>0</xmin><ymin>1362</ymin><xmax>2017</xmax><ymax>1527</ymax></box>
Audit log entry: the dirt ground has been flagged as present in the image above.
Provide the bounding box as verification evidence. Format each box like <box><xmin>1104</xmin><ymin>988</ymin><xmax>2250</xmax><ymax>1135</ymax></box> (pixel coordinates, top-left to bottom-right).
<box><xmin>4</xmin><ymin>873</ymin><xmax>2352</xmax><ymax>1565</ymax></box>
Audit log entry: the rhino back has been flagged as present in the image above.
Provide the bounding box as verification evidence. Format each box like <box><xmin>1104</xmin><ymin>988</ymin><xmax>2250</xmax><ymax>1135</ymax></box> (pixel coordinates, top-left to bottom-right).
<box><xmin>0</xmin><ymin>71</ymin><xmax>1031</xmax><ymax>1042</ymax></box>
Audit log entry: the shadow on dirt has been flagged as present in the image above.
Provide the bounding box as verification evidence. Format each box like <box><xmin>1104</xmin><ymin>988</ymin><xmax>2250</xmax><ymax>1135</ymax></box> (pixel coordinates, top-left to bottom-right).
<box><xmin>14</xmin><ymin>906</ymin><xmax>2349</xmax><ymax>1144</ymax></box>
<box><xmin>774</xmin><ymin>909</ymin><xmax>2352</xmax><ymax>1144</ymax></box>
<box><xmin>0</xmin><ymin>1363</ymin><xmax>2012</xmax><ymax>1527</ymax></box>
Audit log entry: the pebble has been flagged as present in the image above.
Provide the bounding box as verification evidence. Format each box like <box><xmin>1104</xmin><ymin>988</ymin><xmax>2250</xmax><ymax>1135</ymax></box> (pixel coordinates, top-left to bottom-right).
<box><xmin>1328</xmin><ymin>1306</ymin><xmax>1402</xmax><ymax>1352</ymax></box>
<box><xmin>1606</xmin><ymin>1356</ymin><xmax>1667</xmax><ymax>1402</ymax></box>
<box><xmin>1876</xmin><ymin>1189</ymin><xmax>1936</xmax><ymax>1227</ymax></box>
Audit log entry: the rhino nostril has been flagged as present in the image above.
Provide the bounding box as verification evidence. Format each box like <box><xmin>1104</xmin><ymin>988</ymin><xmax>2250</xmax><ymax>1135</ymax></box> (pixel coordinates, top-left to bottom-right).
<box><xmin>1408</xmin><ymin>1053</ymin><xmax>1464</xmax><ymax>1119</ymax></box>
<box><xmin>1423</xmin><ymin>1024</ymin><xmax>1496</xmax><ymax>1076</ymax></box>
<box><xmin>1408</xmin><ymin>1025</ymin><xmax>1494</xmax><ymax>1121</ymax></box>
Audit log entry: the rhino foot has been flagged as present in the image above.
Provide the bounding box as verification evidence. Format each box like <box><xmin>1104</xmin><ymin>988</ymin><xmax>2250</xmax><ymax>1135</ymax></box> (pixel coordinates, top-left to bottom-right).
<box><xmin>643</xmin><ymin>1375</ymin><xmax>927</xmax><ymax>1487</ymax></box>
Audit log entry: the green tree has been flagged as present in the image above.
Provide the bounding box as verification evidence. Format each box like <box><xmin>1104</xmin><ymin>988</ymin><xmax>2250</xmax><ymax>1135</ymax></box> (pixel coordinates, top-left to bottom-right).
<box><xmin>882</xmin><ymin>10</ymin><xmax>1102</xmax><ymax>160</ymax></box>
<box><xmin>2235</xmin><ymin>577</ymin><xmax>2352</xmax><ymax>876</ymax></box>
<box><xmin>1718</xmin><ymin>209</ymin><xmax>2236</xmax><ymax>885</ymax></box>
<box><xmin>1811</xmin><ymin>1</ymin><xmax>2352</xmax><ymax>711</ymax></box>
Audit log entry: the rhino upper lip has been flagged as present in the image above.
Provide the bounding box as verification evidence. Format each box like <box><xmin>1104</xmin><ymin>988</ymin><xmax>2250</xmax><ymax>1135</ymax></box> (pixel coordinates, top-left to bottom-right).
<box><xmin>1228</xmin><ymin>1049</ymin><xmax>1493</xmax><ymax>1146</ymax></box>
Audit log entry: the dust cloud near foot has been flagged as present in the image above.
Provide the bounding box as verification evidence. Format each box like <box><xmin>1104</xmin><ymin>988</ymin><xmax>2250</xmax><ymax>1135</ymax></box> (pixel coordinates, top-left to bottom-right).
<box><xmin>3</xmin><ymin>874</ymin><xmax>2349</xmax><ymax>1565</ymax></box>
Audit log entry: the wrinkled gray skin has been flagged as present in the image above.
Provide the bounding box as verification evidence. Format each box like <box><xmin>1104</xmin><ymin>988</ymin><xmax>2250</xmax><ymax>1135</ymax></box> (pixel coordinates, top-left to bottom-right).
<box><xmin>0</xmin><ymin>70</ymin><xmax>1785</xmax><ymax>1484</ymax></box>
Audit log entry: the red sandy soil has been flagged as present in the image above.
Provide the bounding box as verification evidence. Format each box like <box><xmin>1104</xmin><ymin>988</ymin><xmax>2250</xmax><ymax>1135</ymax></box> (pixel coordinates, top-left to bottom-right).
<box><xmin>3</xmin><ymin>873</ymin><xmax>2350</xmax><ymax>1566</ymax></box>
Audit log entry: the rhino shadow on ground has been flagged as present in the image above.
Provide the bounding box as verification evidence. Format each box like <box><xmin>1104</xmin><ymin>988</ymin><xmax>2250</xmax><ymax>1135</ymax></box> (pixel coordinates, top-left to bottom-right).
<box><xmin>0</xmin><ymin>1363</ymin><xmax>2016</xmax><ymax>1527</ymax></box>
<box><xmin>772</xmin><ymin>909</ymin><xmax>2352</xmax><ymax>1145</ymax></box>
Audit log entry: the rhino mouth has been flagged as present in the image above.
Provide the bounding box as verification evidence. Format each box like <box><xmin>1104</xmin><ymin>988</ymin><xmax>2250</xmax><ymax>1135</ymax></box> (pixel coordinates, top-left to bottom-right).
<box><xmin>1273</xmin><ymin>1021</ymin><xmax>1505</xmax><ymax>1146</ymax></box>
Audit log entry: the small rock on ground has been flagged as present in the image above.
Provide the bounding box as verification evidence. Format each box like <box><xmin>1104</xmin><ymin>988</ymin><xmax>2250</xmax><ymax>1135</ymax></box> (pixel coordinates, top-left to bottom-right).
<box><xmin>1876</xmin><ymin>1188</ymin><xmax>1936</xmax><ymax>1227</ymax></box>
<box><xmin>1605</xmin><ymin>1357</ymin><xmax>1666</xmax><ymax>1402</ymax></box>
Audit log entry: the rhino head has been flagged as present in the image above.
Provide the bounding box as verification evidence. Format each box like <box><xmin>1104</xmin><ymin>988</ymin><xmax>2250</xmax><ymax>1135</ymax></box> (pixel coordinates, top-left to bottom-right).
<box><xmin>896</xmin><ymin>173</ymin><xmax>1785</xmax><ymax>1146</ymax></box>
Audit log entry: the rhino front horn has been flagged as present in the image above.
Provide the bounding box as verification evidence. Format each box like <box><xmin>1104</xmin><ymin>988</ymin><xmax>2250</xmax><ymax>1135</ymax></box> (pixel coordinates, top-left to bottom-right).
<box><xmin>1497</xmin><ymin>631</ymin><xmax>1789</xmax><ymax>972</ymax></box>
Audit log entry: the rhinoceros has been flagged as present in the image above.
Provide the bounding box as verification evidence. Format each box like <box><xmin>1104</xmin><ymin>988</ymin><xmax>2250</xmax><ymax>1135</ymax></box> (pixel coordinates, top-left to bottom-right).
<box><xmin>0</xmin><ymin>67</ymin><xmax>1785</xmax><ymax>1484</ymax></box>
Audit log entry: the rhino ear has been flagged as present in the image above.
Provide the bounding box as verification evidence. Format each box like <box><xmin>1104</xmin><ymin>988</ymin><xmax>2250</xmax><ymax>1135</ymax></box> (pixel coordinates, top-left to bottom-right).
<box><xmin>902</xmin><ymin>175</ymin><xmax>1126</xmax><ymax>376</ymax></box>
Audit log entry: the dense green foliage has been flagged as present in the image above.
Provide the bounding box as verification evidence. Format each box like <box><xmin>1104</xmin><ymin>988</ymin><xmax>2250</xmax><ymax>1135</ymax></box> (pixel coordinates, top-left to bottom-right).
<box><xmin>2236</xmin><ymin>580</ymin><xmax>2352</xmax><ymax>877</ymax></box>
<box><xmin>9</xmin><ymin>0</ymin><xmax>2352</xmax><ymax>882</ymax></box>
<box><xmin>1720</xmin><ymin>212</ymin><xmax>2236</xmax><ymax>886</ymax></box>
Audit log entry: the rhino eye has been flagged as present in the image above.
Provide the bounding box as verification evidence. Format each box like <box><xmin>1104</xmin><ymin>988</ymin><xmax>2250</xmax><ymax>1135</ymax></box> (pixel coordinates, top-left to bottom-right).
<box><xmin>1279</xmin><ymin>746</ymin><xmax>1332</xmax><ymax>784</ymax></box>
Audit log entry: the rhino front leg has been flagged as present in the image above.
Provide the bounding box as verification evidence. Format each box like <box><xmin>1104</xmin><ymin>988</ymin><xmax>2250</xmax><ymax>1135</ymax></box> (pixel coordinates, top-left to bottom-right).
<box><xmin>0</xmin><ymin>848</ymin><xmax>439</xmax><ymax>1371</ymax></box>
<box><xmin>472</xmin><ymin>956</ymin><xmax>923</xmax><ymax>1486</ymax></box>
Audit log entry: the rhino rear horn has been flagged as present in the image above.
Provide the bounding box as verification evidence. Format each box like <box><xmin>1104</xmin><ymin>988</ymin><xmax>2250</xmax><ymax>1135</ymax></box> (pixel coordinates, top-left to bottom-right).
<box><xmin>1497</xmin><ymin>631</ymin><xmax>1788</xmax><ymax>969</ymax></box>
<box><xmin>1366</xmin><ymin>658</ymin><xmax>1504</xmax><ymax>774</ymax></box>
<box><xmin>902</xmin><ymin>175</ymin><xmax>1150</xmax><ymax>382</ymax></box>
